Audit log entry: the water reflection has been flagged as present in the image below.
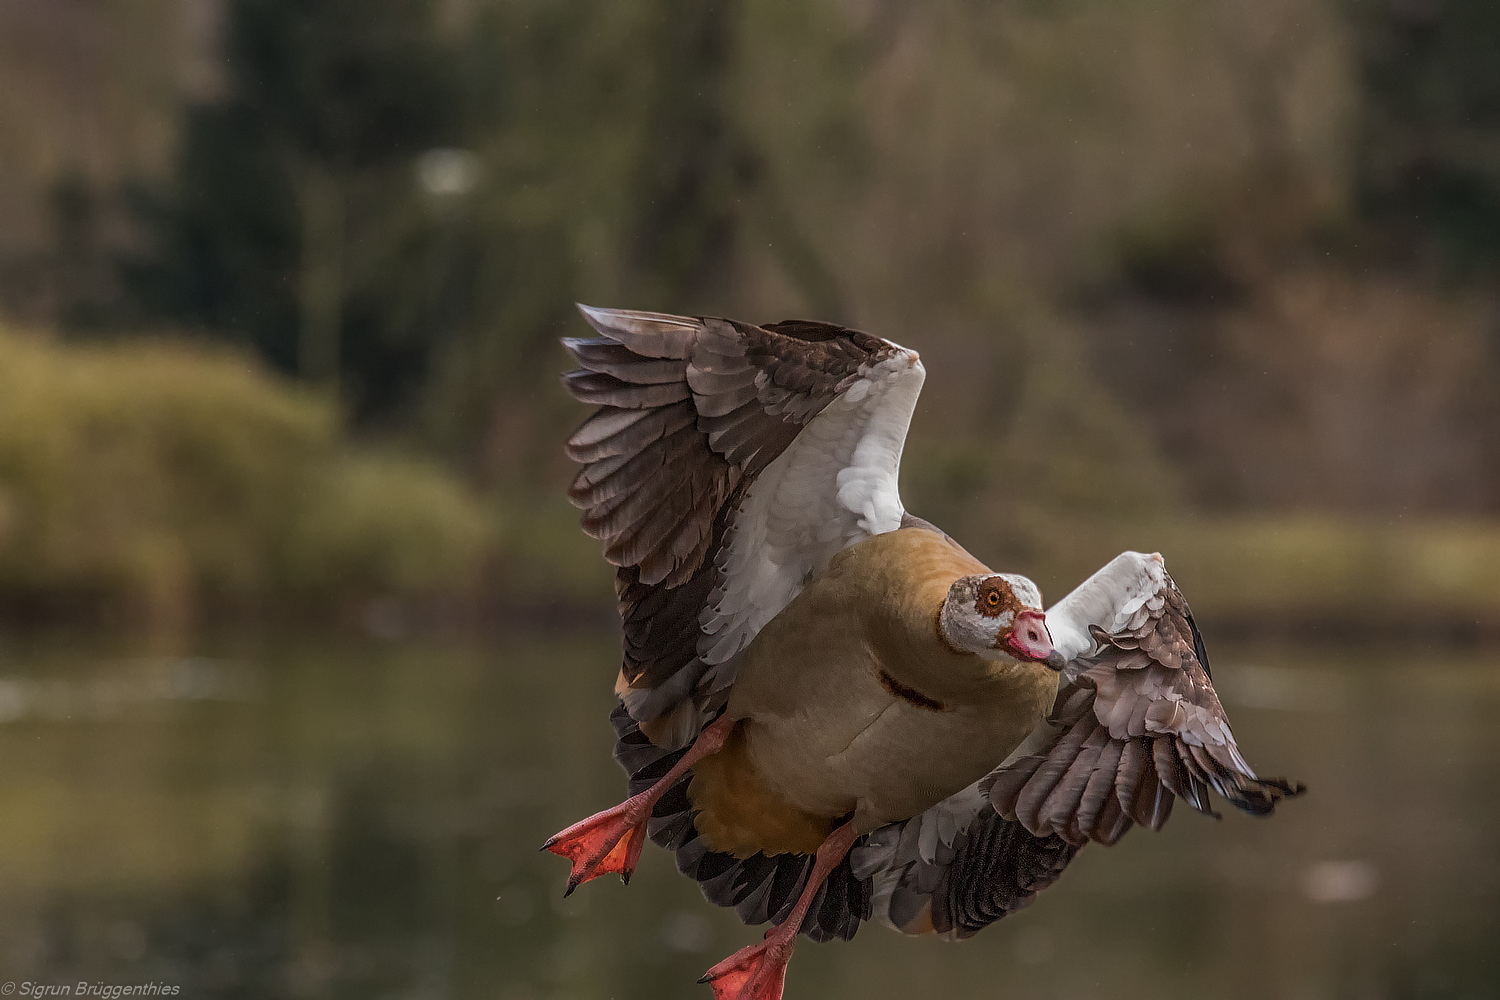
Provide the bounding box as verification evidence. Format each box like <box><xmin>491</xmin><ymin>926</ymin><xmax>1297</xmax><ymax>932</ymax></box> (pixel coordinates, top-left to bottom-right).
<box><xmin>0</xmin><ymin>630</ymin><xmax>1496</xmax><ymax>999</ymax></box>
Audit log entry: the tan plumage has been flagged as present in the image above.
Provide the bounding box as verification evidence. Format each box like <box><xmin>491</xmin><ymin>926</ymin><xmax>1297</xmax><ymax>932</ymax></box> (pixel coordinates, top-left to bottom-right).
<box><xmin>688</xmin><ymin>725</ymin><xmax>835</xmax><ymax>857</ymax></box>
<box><xmin>688</xmin><ymin>529</ymin><xmax>1058</xmax><ymax>855</ymax></box>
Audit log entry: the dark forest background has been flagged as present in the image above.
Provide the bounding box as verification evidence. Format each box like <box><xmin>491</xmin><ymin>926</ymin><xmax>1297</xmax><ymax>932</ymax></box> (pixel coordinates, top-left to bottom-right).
<box><xmin>3</xmin><ymin>0</ymin><xmax>1500</xmax><ymax>627</ymax></box>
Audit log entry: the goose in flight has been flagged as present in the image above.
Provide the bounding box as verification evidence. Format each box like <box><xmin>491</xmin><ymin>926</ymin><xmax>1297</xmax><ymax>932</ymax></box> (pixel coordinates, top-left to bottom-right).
<box><xmin>545</xmin><ymin>305</ymin><xmax>1303</xmax><ymax>1000</ymax></box>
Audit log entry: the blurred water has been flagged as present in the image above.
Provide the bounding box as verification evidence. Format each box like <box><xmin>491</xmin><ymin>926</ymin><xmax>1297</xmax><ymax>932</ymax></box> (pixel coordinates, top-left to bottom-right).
<box><xmin>0</xmin><ymin>628</ymin><xmax>1496</xmax><ymax>1000</ymax></box>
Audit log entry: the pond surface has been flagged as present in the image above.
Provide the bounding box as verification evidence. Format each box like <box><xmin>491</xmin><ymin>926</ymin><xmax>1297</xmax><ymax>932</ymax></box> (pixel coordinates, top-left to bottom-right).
<box><xmin>0</xmin><ymin>626</ymin><xmax>1496</xmax><ymax>1000</ymax></box>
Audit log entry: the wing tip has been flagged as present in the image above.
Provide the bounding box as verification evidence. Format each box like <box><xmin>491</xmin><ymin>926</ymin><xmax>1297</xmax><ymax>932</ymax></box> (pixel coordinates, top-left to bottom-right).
<box><xmin>573</xmin><ymin>304</ymin><xmax>700</xmax><ymax>359</ymax></box>
<box><xmin>575</xmin><ymin>301</ymin><xmax>610</xmax><ymax>327</ymax></box>
<box><xmin>576</xmin><ymin>302</ymin><xmax>701</xmax><ymax>328</ymax></box>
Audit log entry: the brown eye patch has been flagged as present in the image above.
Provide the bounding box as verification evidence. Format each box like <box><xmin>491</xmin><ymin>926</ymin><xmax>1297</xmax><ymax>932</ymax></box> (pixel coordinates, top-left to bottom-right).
<box><xmin>974</xmin><ymin>578</ymin><xmax>1024</xmax><ymax>618</ymax></box>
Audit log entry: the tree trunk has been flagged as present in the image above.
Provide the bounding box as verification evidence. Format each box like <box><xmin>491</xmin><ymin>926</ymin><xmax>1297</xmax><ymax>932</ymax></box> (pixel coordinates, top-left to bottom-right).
<box><xmin>299</xmin><ymin>167</ymin><xmax>344</xmax><ymax>387</ymax></box>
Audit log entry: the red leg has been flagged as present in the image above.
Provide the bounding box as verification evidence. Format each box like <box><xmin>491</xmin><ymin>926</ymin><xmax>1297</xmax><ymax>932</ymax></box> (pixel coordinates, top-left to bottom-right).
<box><xmin>543</xmin><ymin>713</ymin><xmax>734</xmax><ymax>894</ymax></box>
<box><xmin>700</xmin><ymin>820</ymin><xmax>859</xmax><ymax>1000</ymax></box>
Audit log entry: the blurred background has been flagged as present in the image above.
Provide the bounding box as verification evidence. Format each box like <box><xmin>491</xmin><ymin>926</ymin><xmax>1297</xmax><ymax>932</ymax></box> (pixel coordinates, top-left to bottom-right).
<box><xmin>1</xmin><ymin>0</ymin><xmax>1498</xmax><ymax>997</ymax></box>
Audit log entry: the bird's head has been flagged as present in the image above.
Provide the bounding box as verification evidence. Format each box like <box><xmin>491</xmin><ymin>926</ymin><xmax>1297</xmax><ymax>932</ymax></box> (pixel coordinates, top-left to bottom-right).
<box><xmin>939</xmin><ymin>573</ymin><xmax>1055</xmax><ymax>664</ymax></box>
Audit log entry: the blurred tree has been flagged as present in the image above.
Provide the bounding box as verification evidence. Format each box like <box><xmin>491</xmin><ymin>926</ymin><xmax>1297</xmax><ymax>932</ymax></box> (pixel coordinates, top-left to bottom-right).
<box><xmin>417</xmin><ymin>0</ymin><xmax>771</xmax><ymax>472</ymax></box>
<box><xmin>623</xmin><ymin>0</ymin><xmax>754</xmax><ymax>301</ymax></box>
<box><xmin>49</xmin><ymin>172</ymin><xmax>122</xmax><ymax>331</ymax></box>
<box><xmin>126</xmin><ymin>0</ymin><xmax>467</xmax><ymax>419</ymax></box>
<box><xmin>1347</xmin><ymin>0</ymin><xmax>1500</xmax><ymax>272</ymax></box>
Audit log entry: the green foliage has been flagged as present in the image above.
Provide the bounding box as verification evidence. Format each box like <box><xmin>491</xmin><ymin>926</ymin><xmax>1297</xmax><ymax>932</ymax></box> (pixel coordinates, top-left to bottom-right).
<box><xmin>286</xmin><ymin>452</ymin><xmax>492</xmax><ymax>599</ymax></box>
<box><xmin>0</xmin><ymin>328</ymin><xmax>489</xmax><ymax>625</ymax></box>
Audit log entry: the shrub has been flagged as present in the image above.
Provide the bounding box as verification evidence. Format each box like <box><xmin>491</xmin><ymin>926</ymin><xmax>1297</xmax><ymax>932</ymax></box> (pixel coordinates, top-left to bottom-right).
<box><xmin>0</xmin><ymin>328</ymin><xmax>489</xmax><ymax>625</ymax></box>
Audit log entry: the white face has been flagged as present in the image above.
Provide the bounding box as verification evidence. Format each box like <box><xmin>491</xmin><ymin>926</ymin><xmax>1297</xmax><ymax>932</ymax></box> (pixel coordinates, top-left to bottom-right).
<box><xmin>939</xmin><ymin>573</ymin><xmax>1052</xmax><ymax>663</ymax></box>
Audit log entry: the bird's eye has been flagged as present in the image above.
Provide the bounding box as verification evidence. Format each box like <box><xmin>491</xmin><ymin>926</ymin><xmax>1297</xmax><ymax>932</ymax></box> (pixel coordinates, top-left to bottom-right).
<box><xmin>986</xmin><ymin>591</ymin><xmax>1001</xmax><ymax>607</ymax></box>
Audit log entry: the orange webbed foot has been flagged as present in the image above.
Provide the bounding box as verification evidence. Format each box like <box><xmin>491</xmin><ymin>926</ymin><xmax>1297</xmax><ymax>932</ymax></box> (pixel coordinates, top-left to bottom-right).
<box><xmin>542</xmin><ymin>796</ymin><xmax>650</xmax><ymax>895</ymax></box>
<box><xmin>700</xmin><ymin>936</ymin><xmax>793</xmax><ymax>1000</ymax></box>
<box><xmin>544</xmin><ymin>716</ymin><xmax>738</xmax><ymax>897</ymax></box>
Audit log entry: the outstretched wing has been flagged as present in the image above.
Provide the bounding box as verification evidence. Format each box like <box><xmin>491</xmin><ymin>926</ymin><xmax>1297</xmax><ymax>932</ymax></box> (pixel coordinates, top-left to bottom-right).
<box><xmin>563</xmin><ymin>305</ymin><xmax>925</xmax><ymax>746</ymax></box>
<box><xmin>852</xmin><ymin>782</ymin><xmax>1079</xmax><ymax>941</ymax></box>
<box><xmin>853</xmin><ymin>554</ymin><xmax>1304</xmax><ymax>941</ymax></box>
<box><xmin>982</xmin><ymin>552</ymin><xmax>1305</xmax><ymax>847</ymax></box>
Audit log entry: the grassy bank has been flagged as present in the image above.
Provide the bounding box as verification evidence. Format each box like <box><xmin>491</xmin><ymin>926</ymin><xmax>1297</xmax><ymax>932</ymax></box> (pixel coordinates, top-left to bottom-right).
<box><xmin>0</xmin><ymin>328</ymin><xmax>490</xmax><ymax>627</ymax></box>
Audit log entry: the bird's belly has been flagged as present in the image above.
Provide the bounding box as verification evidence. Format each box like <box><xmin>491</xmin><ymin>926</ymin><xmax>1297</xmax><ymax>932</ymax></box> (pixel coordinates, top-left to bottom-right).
<box><xmin>739</xmin><ymin>669</ymin><xmax>1045</xmax><ymax>831</ymax></box>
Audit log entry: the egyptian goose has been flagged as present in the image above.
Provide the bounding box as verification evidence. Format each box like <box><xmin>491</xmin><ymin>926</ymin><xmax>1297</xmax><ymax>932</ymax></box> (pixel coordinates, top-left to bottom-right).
<box><xmin>545</xmin><ymin>306</ymin><xmax>1303</xmax><ymax>1000</ymax></box>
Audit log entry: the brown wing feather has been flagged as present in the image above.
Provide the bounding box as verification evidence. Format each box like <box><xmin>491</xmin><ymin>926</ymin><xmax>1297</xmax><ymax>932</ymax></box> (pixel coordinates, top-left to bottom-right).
<box><xmin>984</xmin><ymin>570</ymin><xmax>1304</xmax><ymax>846</ymax></box>
<box><xmin>562</xmin><ymin>307</ymin><xmax>897</xmax><ymax>737</ymax></box>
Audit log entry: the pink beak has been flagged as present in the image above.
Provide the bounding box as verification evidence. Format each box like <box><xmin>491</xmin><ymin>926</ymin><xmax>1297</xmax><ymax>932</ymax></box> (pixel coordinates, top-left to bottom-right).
<box><xmin>1004</xmin><ymin>610</ymin><xmax>1054</xmax><ymax>662</ymax></box>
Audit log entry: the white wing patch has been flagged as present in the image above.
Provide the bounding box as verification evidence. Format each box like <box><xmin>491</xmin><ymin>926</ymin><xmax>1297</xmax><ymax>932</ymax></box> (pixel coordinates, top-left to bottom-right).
<box><xmin>1044</xmin><ymin>551</ymin><xmax>1168</xmax><ymax>668</ymax></box>
<box><xmin>698</xmin><ymin>351</ymin><xmax>925</xmax><ymax>667</ymax></box>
